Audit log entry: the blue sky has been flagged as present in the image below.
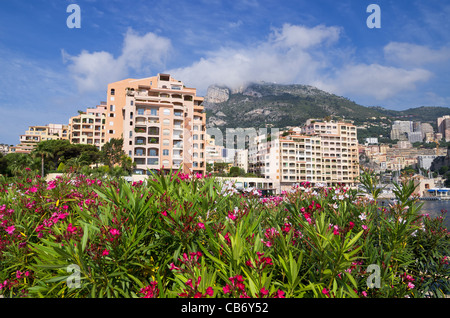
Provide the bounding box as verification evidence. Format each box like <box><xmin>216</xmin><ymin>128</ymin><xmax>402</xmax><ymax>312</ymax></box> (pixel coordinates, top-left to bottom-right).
<box><xmin>1</xmin><ymin>0</ymin><xmax>450</xmax><ymax>145</ymax></box>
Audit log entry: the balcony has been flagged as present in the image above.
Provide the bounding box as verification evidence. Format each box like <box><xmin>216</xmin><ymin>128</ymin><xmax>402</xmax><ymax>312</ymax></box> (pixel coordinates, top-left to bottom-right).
<box><xmin>134</xmin><ymin>127</ymin><xmax>147</xmax><ymax>134</ymax></box>
<box><xmin>147</xmin><ymin>158</ymin><xmax>159</xmax><ymax>166</ymax></box>
<box><xmin>134</xmin><ymin>148</ymin><xmax>146</xmax><ymax>157</ymax></box>
<box><xmin>148</xmin><ymin>127</ymin><xmax>160</xmax><ymax>135</ymax></box>
<box><xmin>148</xmin><ymin>119</ymin><xmax>160</xmax><ymax>127</ymax></box>
<box><xmin>135</xmin><ymin>137</ymin><xmax>146</xmax><ymax>145</ymax></box>
<box><xmin>135</xmin><ymin>117</ymin><xmax>147</xmax><ymax>125</ymax></box>
<box><xmin>148</xmin><ymin>137</ymin><xmax>160</xmax><ymax>145</ymax></box>
<box><xmin>148</xmin><ymin>148</ymin><xmax>159</xmax><ymax>157</ymax></box>
<box><xmin>173</xmin><ymin>104</ymin><xmax>184</xmax><ymax>111</ymax></box>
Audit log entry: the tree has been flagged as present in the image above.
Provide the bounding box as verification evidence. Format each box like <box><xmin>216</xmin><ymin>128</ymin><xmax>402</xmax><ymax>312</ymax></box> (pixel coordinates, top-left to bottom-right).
<box><xmin>3</xmin><ymin>153</ymin><xmax>34</xmax><ymax>176</ymax></box>
<box><xmin>101</xmin><ymin>138</ymin><xmax>125</xmax><ymax>169</ymax></box>
<box><xmin>65</xmin><ymin>156</ymin><xmax>89</xmax><ymax>172</ymax></box>
<box><xmin>33</xmin><ymin>140</ymin><xmax>100</xmax><ymax>170</ymax></box>
<box><xmin>0</xmin><ymin>153</ymin><xmax>7</xmax><ymax>175</ymax></box>
<box><xmin>31</xmin><ymin>147</ymin><xmax>54</xmax><ymax>177</ymax></box>
<box><xmin>229</xmin><ymin>166</ymin><xmax>245</xmax><ymax>177</ymax></box>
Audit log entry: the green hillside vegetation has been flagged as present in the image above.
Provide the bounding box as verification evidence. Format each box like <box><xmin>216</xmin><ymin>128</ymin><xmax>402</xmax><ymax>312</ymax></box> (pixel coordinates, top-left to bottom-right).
<box><xmin>205</xmin><ymin>83</ymin><xmax>449</xmax><ymax>138</ymax></box>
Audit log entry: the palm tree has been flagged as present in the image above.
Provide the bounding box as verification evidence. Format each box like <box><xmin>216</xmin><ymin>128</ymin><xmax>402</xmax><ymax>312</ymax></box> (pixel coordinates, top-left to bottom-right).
<box><xmin>65</xmin><ymin>156</ymin><xmax>89</xmax><ymax>172</ymax></box>
<box><xmin>31</xmin><ymin>149</ymin><xmax>54</xmax><ymax>177</ymax></box>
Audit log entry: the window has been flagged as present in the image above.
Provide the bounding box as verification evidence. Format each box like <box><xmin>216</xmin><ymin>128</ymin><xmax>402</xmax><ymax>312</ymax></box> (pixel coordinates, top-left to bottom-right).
<box><xmin>135</xmin><ymin>149</ymin><xmax>144</xmax><ymax>156</ymax></box>
<box><xmin>163</xmin><ymin>119</ymin><xmax>170</xmax><ymax>126</ymax></box>
<box><xmin>162</xmin><ymin>160</ymin><xmax>169</xmax><ymax>166</ymax></box>
<box><xmin>149</xmin><ymin>149</ymin><xmax>158</xmax><ymax>156</ymax></box>
<box><xmin>163</xmin><ymin>109</ymin><xmax>170</xmax><ymax>115</ymax></box>
<box><xmin>109</xmin><ymin>121</ymin><xmax>114</xmax><ymax>126</ymax></box>
<box><xmin>110</xmin><ymin>89</ymin><xmax>115</xmax><ymax>96</ymax></box>
<box><xmin>110</xmin><ymin>105</ymin><xmax>115</xmax><ymax>112</ymax></box>
<box><xmin>163</xmin><ymin>139</ymin><xmax>169</xmax><ymax>146</ymax></box>
<box><xmin>163</xmin><ymin>149</ymin><xmax>169</xmax><ymax>156</ymax></box>
<box><xmin>150</xmin><ymin>108</ymin><xmax>158</xmax><ymax>116</ymax></box>
<box><xmin>163</xmin><ymin>129</ymin><xmax>170</xmax><ymax>135</ymax></box>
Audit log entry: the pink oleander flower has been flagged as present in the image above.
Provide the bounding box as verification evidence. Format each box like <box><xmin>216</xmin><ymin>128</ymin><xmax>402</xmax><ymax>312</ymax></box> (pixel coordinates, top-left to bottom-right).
<box><xmin>140</xmin><ymin>281</ymin><xmax>159</xmax><ymax>298</ymax></box>
<box><xmin>205</xmin><ymin>286</ymin><xmax>214</xmax><ymax>296</ymax></box>
<box><xmin>29</xmin><ymin>186</ymin><xmax>38</xmax><ymax>193</ymax></box>
<box><xmin>260</xmin><ymin>287</ymin><xmax>269</xmax><ymax>296</ymax></box>
<box><xmin>407</xmin><ymin>282</ymin><xmax>415</xmax><ymax>289</ymax></box>
<box><xmin>223</xmin><ymin>284</ymin><xmax>231</xmax><ymax>294</ymax></box>
<box><xmin>273</xmin><ymin>290</ymin><xmax>285</xmax><ymax>298</ymax></box>
<box><xmin>362</xmin><ymin>225</ymin><xmax>368</xmax><ymax>230</ymax></box>
<box><xmin>198</xmin><ymin>222</ymin><xmax>205</xmax><ymax>229</ymax></box>
<box><xmin>102</xmin><ymin>249</ymin><xmax>110</xmax><ymax>256</ymax></box>
<box><xmin>67</xmin><ymin>223</ymin><xmax>76</xmax><ymax>233</ymax></box>
<box><xmin>109</xmin><ymin>228</ymin><xmax>120</xmax><ymax>236</ymax></box>
<box><xmin>227</xmin><ymin>212</ymin><xmax>236</xmax><ymax>221</ymax></box>
<box><xmin>322</xmin><ymin>288</ymin><xmax>330</xmax><ymax>297</ymax></box>
<box><xmin>5</xmin><ymin>225</ymin><xmax>15</xmax><ymax>235</ymax></box>
<box><xmin>333</xmin><ymin>225</ymin><xmax>340</xmax><ymax>235</ymax></box>
<box><xmin>46</xmin><ymin>182</ymin><xmax>56</xmax><ymax>190</ymax></box>
<box><xmin>169</xmin><ymin>263</ymin><xmax>180</xmax><ymax>271</ymax></box>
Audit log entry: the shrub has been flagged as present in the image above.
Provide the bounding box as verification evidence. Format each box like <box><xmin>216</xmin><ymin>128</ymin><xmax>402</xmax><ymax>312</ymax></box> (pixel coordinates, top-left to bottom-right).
<box><xmin>0</xmin><ymin>169</ymin><xmax>448</xmax><ymax>298</ymax></box>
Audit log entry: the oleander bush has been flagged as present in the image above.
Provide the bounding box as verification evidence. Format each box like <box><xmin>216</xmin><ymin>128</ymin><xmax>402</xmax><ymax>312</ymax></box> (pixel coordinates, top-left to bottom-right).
<box><xmin>0</xmin><ymin>168</ymin><xmax>448</xmax><ymax>298</ymax></box>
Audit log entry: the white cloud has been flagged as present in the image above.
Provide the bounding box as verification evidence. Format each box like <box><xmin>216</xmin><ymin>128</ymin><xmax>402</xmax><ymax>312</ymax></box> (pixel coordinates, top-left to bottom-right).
<box><xmin>168</xmin><ymin>23</ymin><xmax>340</xmax><ymax>94</ymax></box>
<box><xmin>317</xmin><ymin>63</ymin><xmax>432</xmax><ymax>100</ymax></box>
<box><xmin>168</xmin><ymin>23</ymin><xmax>433</xmax><ymax>102</ymax></box>
<box><xmin>384</xmin><ymin>42</ymin><xmax>450</xmax><ymax>66</ymax></box>
<box><xmin>63</xmin><ymin>29</ymin><xmax>172</xmax><ymax>92</ymax></box>
<box><xmin>62</xmin><ymin>24</ymin><xmax>439</xmax><ymax>105</ymax></box>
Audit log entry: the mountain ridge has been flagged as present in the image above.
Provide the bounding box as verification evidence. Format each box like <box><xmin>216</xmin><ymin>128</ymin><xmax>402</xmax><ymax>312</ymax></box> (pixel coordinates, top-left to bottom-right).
<box><xmin>203</xmin><ymin>82</ymin><xmax>450</xmax><ymax>131</ymax></box>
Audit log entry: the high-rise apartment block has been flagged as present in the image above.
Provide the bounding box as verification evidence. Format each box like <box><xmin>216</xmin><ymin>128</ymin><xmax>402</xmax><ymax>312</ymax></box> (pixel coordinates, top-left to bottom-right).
<box><xmin>437</xmin><ymin>115</ymin><xmax>450</xmax><ymax>142</ymax></box>
<box><xmin>241</xmin><ymin>119</ymin><xmax>359</xmax><ymax>192</ymax></box>
<box><xmin>106</xmin><ymin>74</ymin><xmax>206</xmax><ymax>175</ymax></box>
<box><xmin>69</xmin><ymin>102</ymin><xmax>107</xmax><ymax>150</ymax></box>
<box><xmin>282</xmin><ymin>119</ymin><xmax>359</xmax><ymax>188</ymax></box>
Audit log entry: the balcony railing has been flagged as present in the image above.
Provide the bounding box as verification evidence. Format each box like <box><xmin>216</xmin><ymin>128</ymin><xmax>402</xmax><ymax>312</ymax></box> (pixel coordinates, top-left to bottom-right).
<box><xmin>135</xmin><ymin>127</ymin><xmax>146</xmax><ymax>133</ymax></box>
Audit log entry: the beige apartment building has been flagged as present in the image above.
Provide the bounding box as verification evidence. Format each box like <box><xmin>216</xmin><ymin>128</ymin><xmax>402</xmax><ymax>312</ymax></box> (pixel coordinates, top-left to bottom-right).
<box><xmin>279</xmin><ymin>119</ymin><xmax>359</xmax><ymax>190</ymax></box>
<box><xmin>10</xmin><ymin>124</ymin><xmax>70</xmax><ymax>154</ymax></box>
<box><xmin>437</xmin><ymin>115</ymin><xmax>450</xmax><ymax>141</ymax></box>
<box><xmin>69</xmin><ymin>102</ymin><xmax>107</xmax><ymax>150</ymax></box>
<box><xmin>107</xmin><ymin>74</ymin><xmax>206</xmax><ymax>175</ymax></box>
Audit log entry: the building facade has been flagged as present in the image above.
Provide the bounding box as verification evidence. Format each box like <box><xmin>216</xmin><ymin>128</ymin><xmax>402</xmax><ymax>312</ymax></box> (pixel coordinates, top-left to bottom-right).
<box><xmin>437</xmin><ymin>115</ymin><xmax>450</xmax><ymax>142</ymax></box>
<box><xmin>243</xmin><ymin>119</ymin><xmax>360</xmax><ymax>191</ymax></box>
<box><xmin>109</xmin><ymin>74</ymin><xmax>206</xmax><ymax>175</ymax></box>
<box><xmin>10</xmin><ymin>124</ymin><xmax>70</xmax><ymax>154</ymax></box>
<box><xmin>69</xmin><ymin>103</ymin><xmax>107</xmax><ymax>150</ymax></box>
